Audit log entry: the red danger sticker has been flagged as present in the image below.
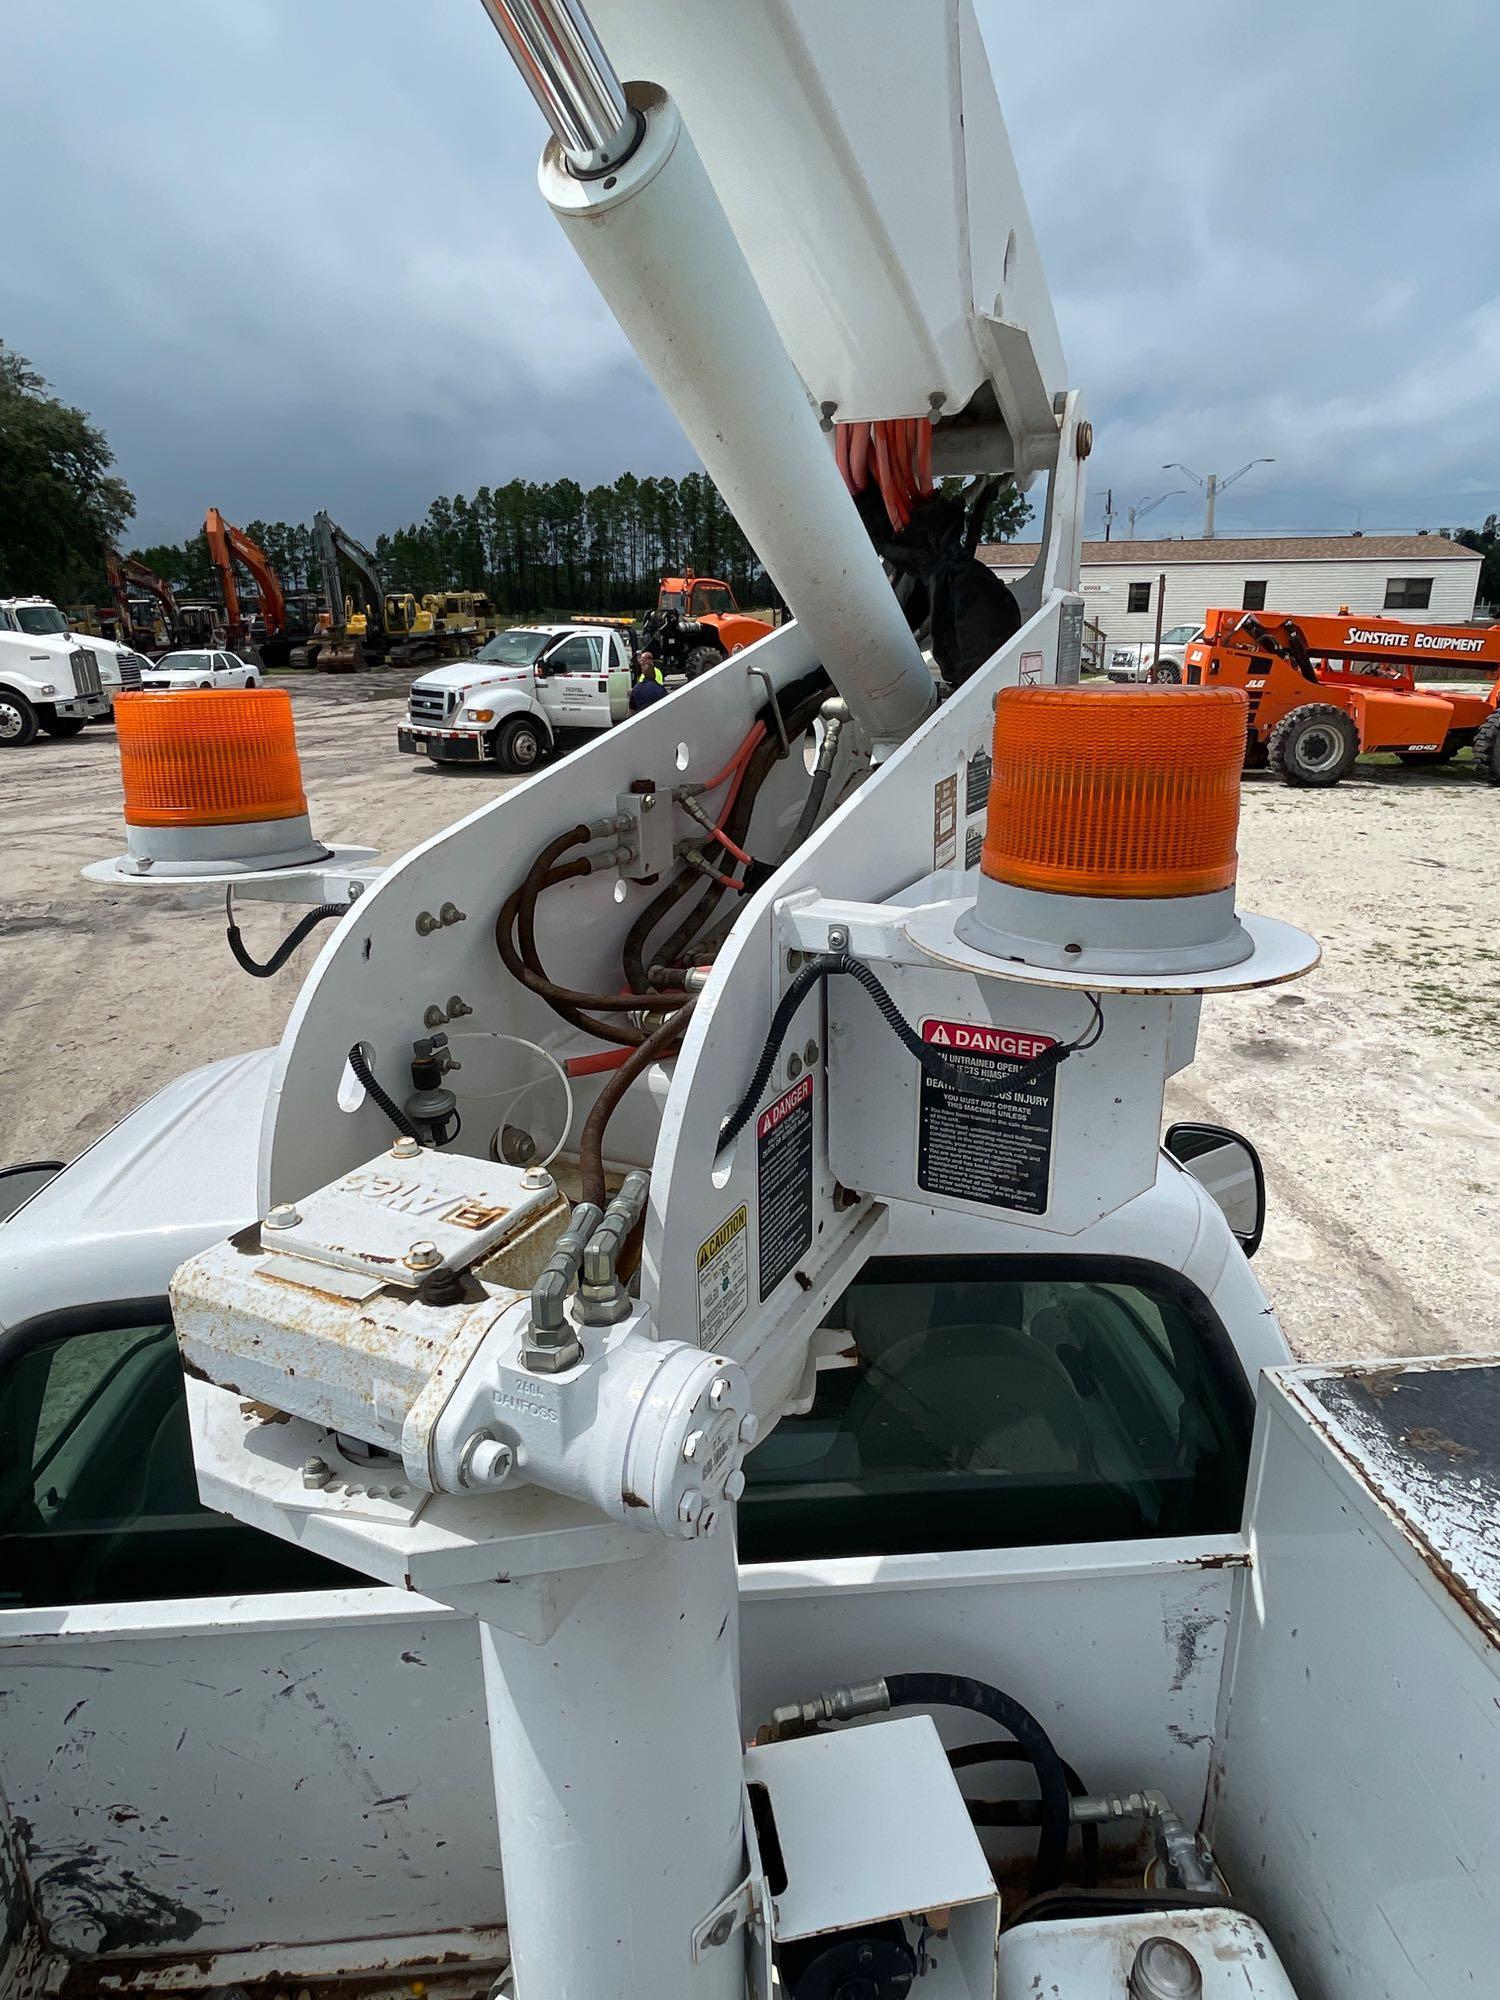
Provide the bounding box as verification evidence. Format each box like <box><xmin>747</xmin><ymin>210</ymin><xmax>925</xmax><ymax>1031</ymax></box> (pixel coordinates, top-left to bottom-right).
<box><xmin>922</xmin><ymin>1019</ymin><xmax>1055</xmax><ymax>1061</ymax></box>
<box><xmin>756</xmin><ymin>1073</ymin><xmax>813</xmax><ymax>1137</ymax></box>
<box><xmin>917</xmin><ymin>1017</ymin><xmax>1057</xmax><ymax>1215</ymax></box>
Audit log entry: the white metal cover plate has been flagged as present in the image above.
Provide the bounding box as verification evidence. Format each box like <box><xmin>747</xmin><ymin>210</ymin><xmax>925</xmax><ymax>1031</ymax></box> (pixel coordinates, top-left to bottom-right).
<box><xmin>744</xmin><ymin>1715</ymin><xmax>996</xmax><ymax>1942</ymax></box>
<box><xmin>996</xmin><ymin>1907</ymin><xmax>1298</xmax><ymax>1999</ymax></box>
<box><xmin>270</xmin><ymin>1150</ymin><xmax>553</xmax><ymax>1285</ymax></box>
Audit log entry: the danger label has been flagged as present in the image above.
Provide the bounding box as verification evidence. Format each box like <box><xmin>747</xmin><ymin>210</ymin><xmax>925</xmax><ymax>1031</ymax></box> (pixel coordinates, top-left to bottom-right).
<box><xmin>916</xmin><ymin>1016</ymin><xmax>1057</xmax><ymax>1215</ymax></box>
<box><xmin>757</xmin><ymin>1075</ymin><xmax>814</xmax><ymax>1300</ymax></box>
<box><xmin>697</xmin><ymin>1206</ymin><xmax>748</xmax><ymax>1350</ymax></box>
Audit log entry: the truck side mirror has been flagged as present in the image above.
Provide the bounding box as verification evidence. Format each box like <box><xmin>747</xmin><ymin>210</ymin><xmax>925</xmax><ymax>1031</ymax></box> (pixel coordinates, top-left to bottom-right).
<box><xmin>1164</xmin><ymin>1122</ymin><xmax>1266</xmax><ymax>1257</ymax></box>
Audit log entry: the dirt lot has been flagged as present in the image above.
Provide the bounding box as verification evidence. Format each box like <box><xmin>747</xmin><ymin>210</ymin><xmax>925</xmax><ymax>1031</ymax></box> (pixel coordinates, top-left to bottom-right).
<box><xmin>2</xmin><ymin>678</ymin><xmax>1496</xmax><ymax>1363</ymax></box>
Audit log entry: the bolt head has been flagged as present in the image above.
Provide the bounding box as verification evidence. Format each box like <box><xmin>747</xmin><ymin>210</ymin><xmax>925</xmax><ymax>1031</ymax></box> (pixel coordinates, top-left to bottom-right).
<box><xmin>787</xmin><ymin>1052</ymin><xmax>803</xmax><ymax>1079</ymax></box>
<box><xmin>738</xmin><ymin>1412</ymin><xmax>760</xmax><ymax>1446</ymax></box>
<box><xmin>301</xmin><ymin>1457</ymin><xmax>331</xmax><ymax>1489</ymax></box>
<box><xmin>826</xmin><ymin>924</ymin><xmax>850</xmax><ymax>952</ymax></box>
<box><xmin>678</xmin><ymin>1492</ymin><xmax>703</xmax><ymax>1527</ymax></box>
<box><xmin>709</xmin><ymin>1378</ymin><xmax>731</xmax><ymax>1410</ymax></box>
<box><xmin>390</xmin><ymin>1136</ymin><xmax>422</xmax><ymax>1159</ymax></box>
<box><xmin>803</xmin><ymin>1040</ymin><xmax>820</xmax><ymax>1067</ymax></box>
<box><xmin>724</xmin><ymin>1470</ymin><xmax>746</xmax><ymax>1502</ymax></box>
<box><xmin>682</xmin><ymin>1429</ymin><xmax>704</xmax><ymax>1463</ymax></box>
<box><xmin>406</xmin><ymin>1240</ymin><xmax>442</xmax><ymax>1270</ymax></box>
<box><xmin>466</xmin><ymin>1438</ymin><xmax>516</xmax><ymax>1488</ymax></box>
<box><xmin>705</xmin><ymin>1913</ymin><xmax>734</xmax><ymax>1948</ymax></box>
<box><xmin>521</xmin><ymin>1166</ymin><xmax>553</xmax><ymax>1190</ymax></box>
<box><xmin>266</xmin><ymin>1203</ymin><xmax>301</xmax><ymax>1230</ymax></box>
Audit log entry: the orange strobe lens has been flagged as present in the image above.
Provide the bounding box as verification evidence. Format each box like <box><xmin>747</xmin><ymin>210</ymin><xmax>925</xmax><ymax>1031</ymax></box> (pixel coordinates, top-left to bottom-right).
<box><xmin>116</xmin><ymin>689</ymin><xmax>308</xmax><ymax>828</ymax></box>
<box><xmin>982</xmin><ymin>685</ymin><xmax>1248</xmax><ymax>899</ymax></box>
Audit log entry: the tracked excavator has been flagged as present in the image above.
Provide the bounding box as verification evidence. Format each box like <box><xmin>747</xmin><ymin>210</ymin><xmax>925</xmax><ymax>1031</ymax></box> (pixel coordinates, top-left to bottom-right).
<box><xmin>308</xmin><ymin>510</ymin><xmax>480</xmax><ymax>671</ymax></box>
<box><xmin>105</xmin><ymin>551</ymin><xmax>179</xmax><ymax>653</ymax></box>
<box><xmin>204</xmin><ymin>507</ymin><xmax>291</xmax><ymax>667</ymax></box>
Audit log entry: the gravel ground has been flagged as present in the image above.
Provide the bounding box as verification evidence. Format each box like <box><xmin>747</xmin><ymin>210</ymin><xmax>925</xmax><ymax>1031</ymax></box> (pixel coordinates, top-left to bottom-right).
<box><xmin>2</xmin><ymin>679</ymin><xmax>1496</xmax><ymax>1362</ymax></box>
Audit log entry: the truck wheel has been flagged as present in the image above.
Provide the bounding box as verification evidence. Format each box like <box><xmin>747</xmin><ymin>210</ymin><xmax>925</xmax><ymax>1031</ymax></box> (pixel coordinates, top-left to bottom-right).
<box><xmin>0</xmin><ymin>691</ymin><xmax>39</xmax><ymax>747</ymax></box>
<box><xmin>1471</xmin><ymin>713</ymin><xmax>1500</xmax><ymax>785</ymax></box>
<box><xmin>494</xmin><ymin>717</ymin><xmax>546</xmax><ymax>773</ymax></box>
<box><xmin>1150</xmin><ymin>661</ymin><xmax>1182</xmax><ymax>684</ymax></box>
<box><xmin>683</xmin><ymin>645</ymin><xmax>724</xmax><ymax>679</ymax></box>
<box><xmin>1267</xmin><ymin>703</ymin><xmax>1359</xmax><ymax>788</ymax></box>
<box><xmin>41</xmin><ymin>715</ymin><xmax>87</xmax><ymax>738</ymax></box>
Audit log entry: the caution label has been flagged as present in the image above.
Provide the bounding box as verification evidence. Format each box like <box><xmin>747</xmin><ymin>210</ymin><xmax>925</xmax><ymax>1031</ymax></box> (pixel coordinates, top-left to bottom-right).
<box><xmin>697</xmin><ymin>1206</ymin><xmax>748</xmax><ymax>1350</ymax></box>
<box><xmin>757</xmin><ymin>1075</ymin><xmax>814</xmax><ymax>1300</ymax></box>
<box><xmin>916</xmin><ymin>1017</ymin><xmax>1056</xmax><ymax>1215</ymax></box>
<box><xmin>932</xmin><ymin>771</ymin><xmax>959</xmax><ymax>870</ymax></box>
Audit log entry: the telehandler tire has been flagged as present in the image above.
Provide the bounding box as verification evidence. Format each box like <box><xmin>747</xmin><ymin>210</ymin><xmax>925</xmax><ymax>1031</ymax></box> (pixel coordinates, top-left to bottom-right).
<box><xmin>683</xmin><ymin>645</ymin><xmax>724</xmax><ymax>679</ymax></box>
<box><xmin>1267</xmin><ymin>703</ymin><xmax>1359</xmax><ymax>788</ymax></box>
<box><xmin>1472</xmin><ymin>713</ymin><xmax>1500</xmax><ymax>785</ymax></box>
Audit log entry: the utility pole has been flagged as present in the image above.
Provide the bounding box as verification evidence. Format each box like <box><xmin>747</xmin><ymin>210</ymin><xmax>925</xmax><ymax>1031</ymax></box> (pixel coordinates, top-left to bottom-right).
<box><xmin>1162</xmin><ymin>459</ymin><xmax>1275</xmax><ymax>540</ymax></box>
<box><xmin>1101</xmin><ymin>488</ymin><xmax>1117</xmax><ymax>541</ymax></box>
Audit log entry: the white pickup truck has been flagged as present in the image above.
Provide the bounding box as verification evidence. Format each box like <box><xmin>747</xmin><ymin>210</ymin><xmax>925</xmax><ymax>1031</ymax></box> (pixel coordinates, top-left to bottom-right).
<box><xmin>1106</xmin><ymin>622</ymin><xmax>1205</xmax><ymax>684</ymax></box>
<box><xmin>398</xmin><ymin>621</ymin><xmax>634</xmax><ymax>772</ymax></box>
<box><xmin>0</xmin><ymin>598</ymin><xmax>116</xmax><ymax>745</ymax></box>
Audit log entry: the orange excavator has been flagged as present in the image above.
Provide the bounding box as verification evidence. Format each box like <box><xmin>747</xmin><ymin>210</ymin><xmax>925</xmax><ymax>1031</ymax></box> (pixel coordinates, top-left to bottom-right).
<box><xmin>204</xmin><ymin>508</ymin><xmax>289</xmax><ymax>666</ymax></box>
<box><xmin>105</xmin><ymin>552</ymin><xmax>179</xmax><ymax>654</ymax></box>
<box><xmin>1184</xmin><ymin>606</ymin><xmax>1500</xmax><ymax>788</ymax></box>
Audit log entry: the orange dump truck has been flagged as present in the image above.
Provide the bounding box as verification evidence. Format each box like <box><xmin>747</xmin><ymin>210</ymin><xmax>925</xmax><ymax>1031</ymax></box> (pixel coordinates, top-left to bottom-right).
<box><xmin>1182</xmin><ymin>607</ymin><xmax>1500</xmax><ymax>787</ymax></box>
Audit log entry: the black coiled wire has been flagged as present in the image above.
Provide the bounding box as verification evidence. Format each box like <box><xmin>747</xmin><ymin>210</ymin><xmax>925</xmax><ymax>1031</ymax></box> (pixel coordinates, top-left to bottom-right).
<box><xmin>715</xmin><ymin>951</ymin><xmax>1103</xmax><ymax>1155</ymax></box>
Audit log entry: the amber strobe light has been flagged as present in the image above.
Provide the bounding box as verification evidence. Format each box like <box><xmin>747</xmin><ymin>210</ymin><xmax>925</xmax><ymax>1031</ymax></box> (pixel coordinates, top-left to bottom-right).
<box><xmin>982</xmin><ymin>685</ymin><xmax>1248</xmax><ymax>899</ymax></box>
<box><xmin>116</xmin><ymin>689</ymin><xmax>309</xmax><ymax>828</ymax></box>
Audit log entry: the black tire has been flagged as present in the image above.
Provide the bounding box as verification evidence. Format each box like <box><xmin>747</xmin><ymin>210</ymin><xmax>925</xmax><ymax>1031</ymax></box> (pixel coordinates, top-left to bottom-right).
<box><xmin>1395</xmin><ymin>744</ymin><xmax>1457</xmax><ymax>767</ymax></box>
<box><xmin>41</xmin><ymin>715</ymin><xmax>87</xmax><ymax>738</ymax></box>
<box><xmin>1150</xmin><ymin>660</ymin><xmax>1183</xmax><ymax>684</ymax></box>
<box><xmin>493</xmin><ymin>716</ymin><xmax>547</xmax><ymax>773</ymax></box>
<box><xmin>683</xmin><ymin>644</ymin><xmax>724</xmax><ymax>679</ymax></box>
<box><xmin>1267</xmin><ymin>703</ymin><xmax>1359</xmax><ymax>788</ymax></box>
<box><xmin>0</xmin><ymin>690</ymin><xmax>39</xmax><ymax>748</ymax></box>
<box><xmin>1472</xmin><ymin>712</ymin><xmax>1500</xmax><ymax>785</ymax></box>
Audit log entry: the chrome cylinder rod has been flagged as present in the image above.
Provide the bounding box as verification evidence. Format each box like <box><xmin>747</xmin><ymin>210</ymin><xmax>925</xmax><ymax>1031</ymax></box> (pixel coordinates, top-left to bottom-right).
<box><xmin>477</xmin><ymin>0</ymin><xmax>634</xmax><ymax>174</ymax></box>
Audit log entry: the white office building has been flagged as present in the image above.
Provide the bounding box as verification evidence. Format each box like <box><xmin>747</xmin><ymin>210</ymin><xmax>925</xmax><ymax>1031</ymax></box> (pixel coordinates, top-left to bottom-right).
<box><xmin>980</xmin><ymin>535</ymin><xmax>1483</xmax><ymax>647</ymax></box>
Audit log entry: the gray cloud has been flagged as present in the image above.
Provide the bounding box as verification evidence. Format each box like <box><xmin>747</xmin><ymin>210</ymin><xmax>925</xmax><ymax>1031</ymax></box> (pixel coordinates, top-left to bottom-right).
<box><xmin>4</xmin><ymin>0</ymin><xmax>1495</xmax><ymax>548</ymax></box>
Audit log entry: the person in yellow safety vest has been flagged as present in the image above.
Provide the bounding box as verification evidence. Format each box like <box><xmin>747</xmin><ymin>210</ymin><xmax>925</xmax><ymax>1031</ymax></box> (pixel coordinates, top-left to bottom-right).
<box><xmin>629</xmin><ymin>649</ymin><xmax>668</xmax><ymax>712</ymax></box>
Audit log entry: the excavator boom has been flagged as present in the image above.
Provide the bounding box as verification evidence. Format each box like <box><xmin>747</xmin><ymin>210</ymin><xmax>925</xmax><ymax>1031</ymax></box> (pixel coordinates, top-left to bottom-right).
<box><xmin>204</xmin><ymin>508</ymin><xmax>287</xmax><ymax>651</ymax></box>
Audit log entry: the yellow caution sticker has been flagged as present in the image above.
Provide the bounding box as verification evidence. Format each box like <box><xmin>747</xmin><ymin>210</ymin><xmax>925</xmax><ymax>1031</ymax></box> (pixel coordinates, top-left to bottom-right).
<box><xmin>697</xmin><ymin>1205</ymin><xmax>749</xmax><ymax>1350</ymax></box>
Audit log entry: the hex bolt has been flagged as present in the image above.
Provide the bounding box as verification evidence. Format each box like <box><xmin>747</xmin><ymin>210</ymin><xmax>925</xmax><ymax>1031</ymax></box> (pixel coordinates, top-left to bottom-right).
<box><xmin>521</xmin><ymin>1166</ymin><xmax>554</xmax><ymax>1191</ymax></box>
<box><xmin>724</xmin><ymin>1470</ymin><xmax>747</xmax><ymax>1502</ymax></box>
<box><xmin>705</xmin><ymin>1913</ymin><xmax>735</xmax><ymax>1950</ymax></box>
<box><xmin>738</xmin><ymin>1413</ymin><xmax>760</xmax><ymax>1446</ymax></box>
<box><xmin>415</xmin><ymin>911</ymin><xmax>439</xmax><ymax>937</ymax></box>
<box><xmin>390</xmin><ymin>1135</ymin><xmax>422</xmax><ymax>1160</ymax></box>
<box><xmin>826</xmin><ymin>923</ymin><xmax>850</xmax><ymax>953</ymax></box>
<box><xmin>265</xmin><ymin>1203</ymin><xmax>301</xmax><ymax>1230</ymax></box>
<box><xmin>405</xmin><ymin>1240</ymin><xmax>443</xmax><ymax>1271</ymax></box>
<box><xmin>682</xmin><ymin>1429</ymin><xmax>704</xmax><ymax>1463</ymax></box>
<box><xmin>678</xmin><ymin>1491</ymin><xmax>703</xmax><ymax>1528</ymax></box>
<box><xmin>709</xmin><ymin>1378</ymin><xmax>731</xmax><ymax>1411</ymax></box>
<box><xmin>302</xmin><ymin>1457</ymin><xmax>332</xmax><ymax>1490</ymax></box>
<box><xmin>803</xmin><ymin>1039</ymin><xmax>820</xmax><ymax>1066</ymax></box>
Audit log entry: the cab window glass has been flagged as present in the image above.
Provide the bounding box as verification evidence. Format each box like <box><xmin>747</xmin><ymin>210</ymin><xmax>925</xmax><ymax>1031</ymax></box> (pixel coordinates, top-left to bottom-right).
<box><xmin>0</xmin><ymin>1316</ymin><xmax>356</xmax><ymax>1610</ymax></box>
<box><xmin>543</xmin><ymin>635</ymin><xmax>595</xmax><ymax>672</ymax></box>
<box><xmin>690</xmin><ymin>584</ymin><xmax>734</xmax><ymax>616</ymax></box>
<box><xmin>738</xmin><ymin>1257</ymin><xmax>1251</xmax><ymax>1563</ymax></box>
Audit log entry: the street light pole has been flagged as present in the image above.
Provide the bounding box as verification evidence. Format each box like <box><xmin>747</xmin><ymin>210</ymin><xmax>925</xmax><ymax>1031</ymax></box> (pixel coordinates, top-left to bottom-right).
<box><xmin>1128</xmin><ymin>490</ymin><xmax>1184</xmax><ymax>539</ymax></box>
<box><xmin>1162</xmin><ymin>459</ymin><xmax>1274</xmax><ymax>540</ymax></box>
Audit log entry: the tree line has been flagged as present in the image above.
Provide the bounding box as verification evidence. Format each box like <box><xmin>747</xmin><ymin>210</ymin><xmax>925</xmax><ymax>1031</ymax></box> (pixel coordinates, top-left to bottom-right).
<box><xmin>130</xmin><ymin>474</ymin><xmax>771</xmax><ymax>617</ymax></box>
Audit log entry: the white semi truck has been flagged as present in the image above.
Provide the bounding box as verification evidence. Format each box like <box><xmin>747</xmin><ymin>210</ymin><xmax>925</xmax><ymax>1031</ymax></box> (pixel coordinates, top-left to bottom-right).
<box><xmin>2</xmin><ymin>6</ymin><xmax>1495</xmax><ymax>2000</ymax></box>
<box><xmin>0</xmin><ymin>598</ymin><xmax>115</xmax><ymax>745</ymax></box>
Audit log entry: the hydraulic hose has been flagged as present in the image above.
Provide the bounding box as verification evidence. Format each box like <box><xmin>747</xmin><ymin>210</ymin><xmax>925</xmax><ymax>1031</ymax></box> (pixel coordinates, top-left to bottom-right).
<box><xmin>883</xmin><ymin>1673</ymin><xmax>1073</xmax><ymax>1894</ymax></box>
<box><xmin>225</xmin><ymin>895</ymin><xmax>344</xmax><ymax>979</ymax></box>
<box><xmin>948</xmin><ymin>1741</ymin><xmax>1098</xmax><ymax>1888</ymax></box>
<box><xmin>578</xmin><ymin>1003</ymin><xmax>694</xmax><ymax>1210</ymax></box>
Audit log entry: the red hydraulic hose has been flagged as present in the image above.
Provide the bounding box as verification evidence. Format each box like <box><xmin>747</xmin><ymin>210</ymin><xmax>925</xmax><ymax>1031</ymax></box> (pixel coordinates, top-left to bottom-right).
<box><xmin>699</xmin><ymin>720</ymin><xmax>765</xmax><ymax>794</ymax></box>
<box><xmin>565</xmin><ymin>1046</ymin><xmax>634</xmax><ymax>1078</ymax></box>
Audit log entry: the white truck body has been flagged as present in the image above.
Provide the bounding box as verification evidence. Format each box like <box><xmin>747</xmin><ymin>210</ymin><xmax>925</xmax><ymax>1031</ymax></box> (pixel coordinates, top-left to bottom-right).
<box><xmin>1106</xmin><ymin>622</ymin><xmax>1205</xmax><ymax>683</ymax></box>
<box><xmin>0</xmin><ymin>597</ymin><xmax>148</xmax><ymax>701</ymax></box>
<box><xmin>398</xmin><ymin>623</ymin><xmax>632</xmax><ymax>771</ymax></box>
<box><xmin>0</xmin><ymin>599</ymin><xmax>112</xmax><ymax>744</ymax></box>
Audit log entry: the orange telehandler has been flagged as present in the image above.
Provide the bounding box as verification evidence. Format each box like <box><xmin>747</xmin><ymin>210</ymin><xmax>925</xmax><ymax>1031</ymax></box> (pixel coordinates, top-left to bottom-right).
<box><xmin>1182</xmin><ymin>606</ymin><xmax>1500</xmax><ymax>787</ymax></box>
<box><xmin>204</xmin><ymin>508</ymin><xmax>290</xmax><ymax>667</ymax></box>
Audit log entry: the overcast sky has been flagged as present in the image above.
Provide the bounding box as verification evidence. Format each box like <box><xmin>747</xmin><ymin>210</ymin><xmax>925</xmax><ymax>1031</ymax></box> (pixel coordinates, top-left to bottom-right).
<box><xmin>6</xmin><ymin>0</ymin><xmax>1496</xmax><ymax>549</ymax></box>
